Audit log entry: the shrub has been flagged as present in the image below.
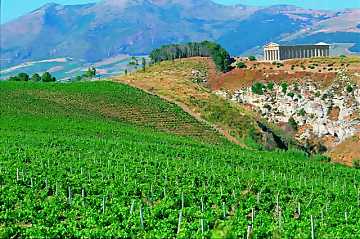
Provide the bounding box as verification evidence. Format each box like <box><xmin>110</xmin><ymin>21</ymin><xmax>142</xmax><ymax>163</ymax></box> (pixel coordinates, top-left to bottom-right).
<box><xmin>267</xmin><ymin>82</ymin><xmax>274</xmax><ymax>91</ymax></box>
<box><xmin>346</xmin><ymin>85</ymin><xmax>353</xmax><ymax>93</ymax></box>
<box><xmin>251</xmin><ymin>82</ymin><xmax>265</xmax><ymax>95</ymax></box>
<box><xmin>30</xmin><ymin>73</ymin><xmax>41</xmax><ymax>82</ymax></box>
<box><xmin>287</xmin><ymin>92</ymin><xmax>295</xmax><ymax>98</ymax></box>
<box><xmin>8</xmin><ymin>76</ymin><xmax>19</xmax><ymax>81</ymax></box>
<box><xmin>298</xmin><ymin>108</ymin><xmax>306</xmax><ymax>116</ymax></box>
<box><xmin>17</xmin><ymin>73</ymin><xmax>30</xmax><ymax>81</ymax></box>
<box><xmin>8</xmin><ymin>73</ymin><xmax>29</xmax><ymax>81</ymax></box>
<box><xmin>41</xmin><ymin>72</ymin><xmax>56</xmax><ymax>82</ymax></box>
<box><xmin>281</xmin><ymin>82</ymin><xmax>288</xmax><ymax>93</ymax></box>
<box><xmin>236</xmin><ymin>62</ymin><xmax>247</xmax><ymax>69</ymax></box>
<box><xmin>83</xmin><ymin>67</ymin><xmax>96</xmax><ymax>78</ymax></box>
<box><xmin>353</xmin><ymin>159</ymin><xmax>360</xmax><ymax>169</ymax></box>
<box><xmin>315</xmin><ymin>91</ymin><xmax>321</xmax><ymax>97</ymax></box>
<box><xmin>288</xmin><ymin>117</ymin><xmax>298</xmax><ymax>131</ymax></box>
<box><xmin>248</xmin><ymin>56</ymin><xmax>257</xmax><ymax>61</ymax></box>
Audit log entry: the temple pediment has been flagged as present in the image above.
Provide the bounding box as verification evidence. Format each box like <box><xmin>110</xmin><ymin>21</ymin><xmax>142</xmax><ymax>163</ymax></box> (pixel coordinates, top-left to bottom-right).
<box><xmin>264</xmin><ymin>42</ymin><xmax>280</xmax><ymax>48</ymax></box>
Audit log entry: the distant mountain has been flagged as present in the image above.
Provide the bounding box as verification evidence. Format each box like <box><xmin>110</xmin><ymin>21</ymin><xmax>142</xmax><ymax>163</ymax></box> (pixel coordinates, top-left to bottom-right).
<box><xmin>1</xmin><ymin>0</ymin><xmax>359</xmax><ymax>67</ymax></box>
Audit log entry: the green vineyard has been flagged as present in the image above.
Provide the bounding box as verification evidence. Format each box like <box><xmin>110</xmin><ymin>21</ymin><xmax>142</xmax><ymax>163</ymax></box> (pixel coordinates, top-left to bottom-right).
<box><xmin>1</xmin><ymin>81</ymin><xmax>359</xmax><ymax>238</ymax></box>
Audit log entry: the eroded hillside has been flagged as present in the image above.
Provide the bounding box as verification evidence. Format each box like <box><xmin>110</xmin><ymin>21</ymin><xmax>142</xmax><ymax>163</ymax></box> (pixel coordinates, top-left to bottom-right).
<box><xmin>113</xmin><ymin>56</ymin><xmax>360</xmax><ymax>165</ymax></box>
<box><xmin>112</xmin><ymin>58</ymin><xmax>298</xmax><ymax>150</ymax></box>
<box><xmin>213</xmin><ymin>56</ymin><xmax>360</xmax><ymax>164</ymax></box>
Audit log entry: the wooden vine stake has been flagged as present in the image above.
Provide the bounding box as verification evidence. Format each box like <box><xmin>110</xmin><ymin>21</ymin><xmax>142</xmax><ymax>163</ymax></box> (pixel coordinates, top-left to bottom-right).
<box><xmin>82</xmin><ymin>189</ymin><xmax>85</xmax><ymax>207</ymax></box>
<box><xmin>177</xmin><ymin>210</ymin><xmax>183</xmax><ymax>234</ymax></box>
<box><xmin>345</xmin><ymin>211</ymin><xmax>348</xmax><ymax>224</ymax></box>
<box><xmin>181</xmin><ymin>192</ymin><xmax>184</xmax><ymax>210</ymax></box>
<box><xmin>102</xmin><ymin>196</ymin><xmax>105</xmax><ymax>214</ymax></box>
<box><xmin>251</xmin><ymin>208</ymin><xmax>255</xmax><ymax>224</ymax></box>
<box><xmin>68</xmin><ymin>186</ymin><xmax>72</xmax><ymax>205</ymax></box>
<box><xmin>247</xmin><ymin>224</ymin><xmax>253</xmax><ymax>239</ymax></box>
<box><xmin>200</xmin><ymin>218</ymin><xmax>204</xmax><ymax>238</ymax></box>
<box><xmin>140</xmin><ymin>204</ymin><xmax>144</xmax><ymax>229</ymax></box>
<box><xmin>130</xmin><ymin>200</ymin><xmax>135</xmax><ymax>215</ymax></box>
<box><xmin>222</xmin><ymin>202</ymin><xmax>226</xmax><ymax>219</ymax></box>
<box><xmin>311</xmin><ymin>215</ymin><xmax>315</xmax><ymax>239</ymax></box>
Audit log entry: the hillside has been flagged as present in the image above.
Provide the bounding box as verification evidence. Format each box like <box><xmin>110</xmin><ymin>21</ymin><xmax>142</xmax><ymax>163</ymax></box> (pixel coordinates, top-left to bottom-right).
<box><xmin>0</xmin><ymin>81</ymin><xmax>224</xmax><ymax>144</ymax></box>
<box><xmin>212</xmin><ymin>56</ymin><xmax>360</xmax><ymax>162</ymax></box>
<box><xmin>1</xmin><ymin>80</ymin><xmax>360</xmax><ymax>238</ymax></box>
<box><xmin>1</xmin><ymin>0</ymin><xmax>359</xmax><ymax>68</ymax></box>
<box><xmin>113</xmin><ymin>57</ymin><xmax>298</xmax><ymax>150</ymax></box>
<box><xmin>329</xmin><ymin>133</ymin><xmax>360</xmax><ymax>166</ymax></box>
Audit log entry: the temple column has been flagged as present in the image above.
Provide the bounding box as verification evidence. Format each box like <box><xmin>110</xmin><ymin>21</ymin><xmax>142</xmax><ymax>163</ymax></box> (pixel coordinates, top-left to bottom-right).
<box><xmin>273</xmin><ymin>50</ymin><xmax>275</xmax><ymax>61</ymax></box>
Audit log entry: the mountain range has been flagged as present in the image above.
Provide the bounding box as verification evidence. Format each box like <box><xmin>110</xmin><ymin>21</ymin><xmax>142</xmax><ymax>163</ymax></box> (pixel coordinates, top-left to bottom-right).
<box><xmin>1</xmin><ymin>0</ymin><xmax>360</xmax><ymax>67</ymax></box>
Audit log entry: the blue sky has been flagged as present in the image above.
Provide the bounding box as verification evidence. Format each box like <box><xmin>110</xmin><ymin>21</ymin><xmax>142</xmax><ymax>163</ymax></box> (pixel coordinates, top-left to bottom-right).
<box><xmin>2</xmin><ymin>0</ymin><xmax>360</xmax><ymax>23</ymax></box>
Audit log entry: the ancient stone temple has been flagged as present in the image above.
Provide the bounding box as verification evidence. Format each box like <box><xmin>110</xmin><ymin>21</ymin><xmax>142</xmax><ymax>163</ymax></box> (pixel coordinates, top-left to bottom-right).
<box><xmin>263</xmin><ymin>42</ymin><xmax>330</xmax><ymax>61</ymax></box>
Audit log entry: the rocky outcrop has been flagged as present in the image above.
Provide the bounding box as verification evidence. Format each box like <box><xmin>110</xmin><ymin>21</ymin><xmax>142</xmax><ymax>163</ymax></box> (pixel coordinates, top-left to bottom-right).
<box><xmin>220</xmin><ymin>68</ymin><xmax>360</xmax><ymax>149</ymax></box>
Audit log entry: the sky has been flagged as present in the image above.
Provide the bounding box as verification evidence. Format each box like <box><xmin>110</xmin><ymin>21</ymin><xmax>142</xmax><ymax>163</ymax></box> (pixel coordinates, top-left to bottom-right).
<box><xmin>1</xmin><ymin>0</ymin><xmax>360</xmax><ymax>23</ymax></box>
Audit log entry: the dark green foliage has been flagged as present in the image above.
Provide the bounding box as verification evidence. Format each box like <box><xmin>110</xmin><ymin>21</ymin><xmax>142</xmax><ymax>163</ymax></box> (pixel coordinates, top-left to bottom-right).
<box><xmin>83</xmin><ymin>67</ymin><xmax>97</xmax><ymax>78</ymax></box>
<box><xmin>41</xmin><ymin>72</ymin><xmax>56</xmax><ymax>82</ymax></box>
<box><xmin>346</xmin><ymin>85</ymin><xmax>354</xmax><ymax>93</ymax></box>
<box><xmin>248</xmin><ymin>56</ymin><xmax>256</xmax><ymax>61</ymax></box>
<box><xmin>8</xmin><ymin>73</ymin><xmax>30</xmax><ymax>81</ymax></box>
<box><xmin>311</xmin><ymin>155</ymin><xmax>331</xmax><ymax>162</ymax></box>
<box><xmin>30</xmin><ymin>73</ymin><xmax>41</xmax><ymax>82</ymax></box>
<box><xmin>287</xmin><ymin>92</ymin><xmax>295</xmax><ymax>98</ymax></box>
<box><xmin>236</xmin><ymin>61</ymin><xmax>247</xmax><ymax>69</ymax></box>
<box><xmin>267</xmin><ymin>82</ymin><xmax>274</xmax><ymax>91</ymax></box>
<box><xmin>252</xmin><ymin>82</ymin><xmax>265</xmax><ymax>95</ymax></box>
<box><xmin>353</xmin><ymin>159</ymin><xmax>360</xmax><ymax>169</ymax></box>
<box><xmin>149</xmin><ymin>41</ymin><xmax>233</xmax><ymax>72</ymax></box>
<box><xmin>17</xmin><ymin>73</ymin><xmax>30</xmax><ymax>81</ymax></box>
<box><xmin>298</xmin><ymin>108</ymin><xmax>306</xmax><ymax>116</ymax></box>
<box><xmin>129</xmin><ymin>56</ymin><xmax>139</xmax><ymax>66</ymax></box>
<box><xmin>288</xmin><ymin>117</ymin><xmax>298</xmax><ymax>131</ymax></box>
<box><xmin>280</xmin><ymin>82</ymin><xmax>288</xmax><ymax>93</ymax></box>
<box><xmin>142</xmin><ymin>58</ymin><xmax>146</xmax><ymax>72</ymax></box>
<box><xmin>315</xmin><ymin>91</ymin><xmax>321</xmax><ymax>97</ymax></box>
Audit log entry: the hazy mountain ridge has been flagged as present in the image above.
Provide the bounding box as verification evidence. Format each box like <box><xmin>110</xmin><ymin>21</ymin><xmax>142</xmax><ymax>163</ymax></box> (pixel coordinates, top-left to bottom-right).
<box><xmin>1</xmin><ymin>0</ymin><xmax>359</xmax><ymax>67</ymax></box>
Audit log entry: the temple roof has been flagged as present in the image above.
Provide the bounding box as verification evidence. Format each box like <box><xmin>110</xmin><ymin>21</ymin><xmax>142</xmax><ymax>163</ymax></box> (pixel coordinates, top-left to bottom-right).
<box><xmin>315</xmin><ymin>42</ymin><xmax>330</xmax><ymax>45</ymax></box>
<box><xmin>264</xmin><ymin>42</ymin><xmax>280</xmax><ymax>47</ymax></box>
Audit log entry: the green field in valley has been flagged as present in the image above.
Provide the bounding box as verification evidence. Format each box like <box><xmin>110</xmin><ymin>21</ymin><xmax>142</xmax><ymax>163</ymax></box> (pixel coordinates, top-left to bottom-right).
<box><xmin>0</xmin><ymin>81</ymin><xmax>359</xmax><ymax>238</ymax></box>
